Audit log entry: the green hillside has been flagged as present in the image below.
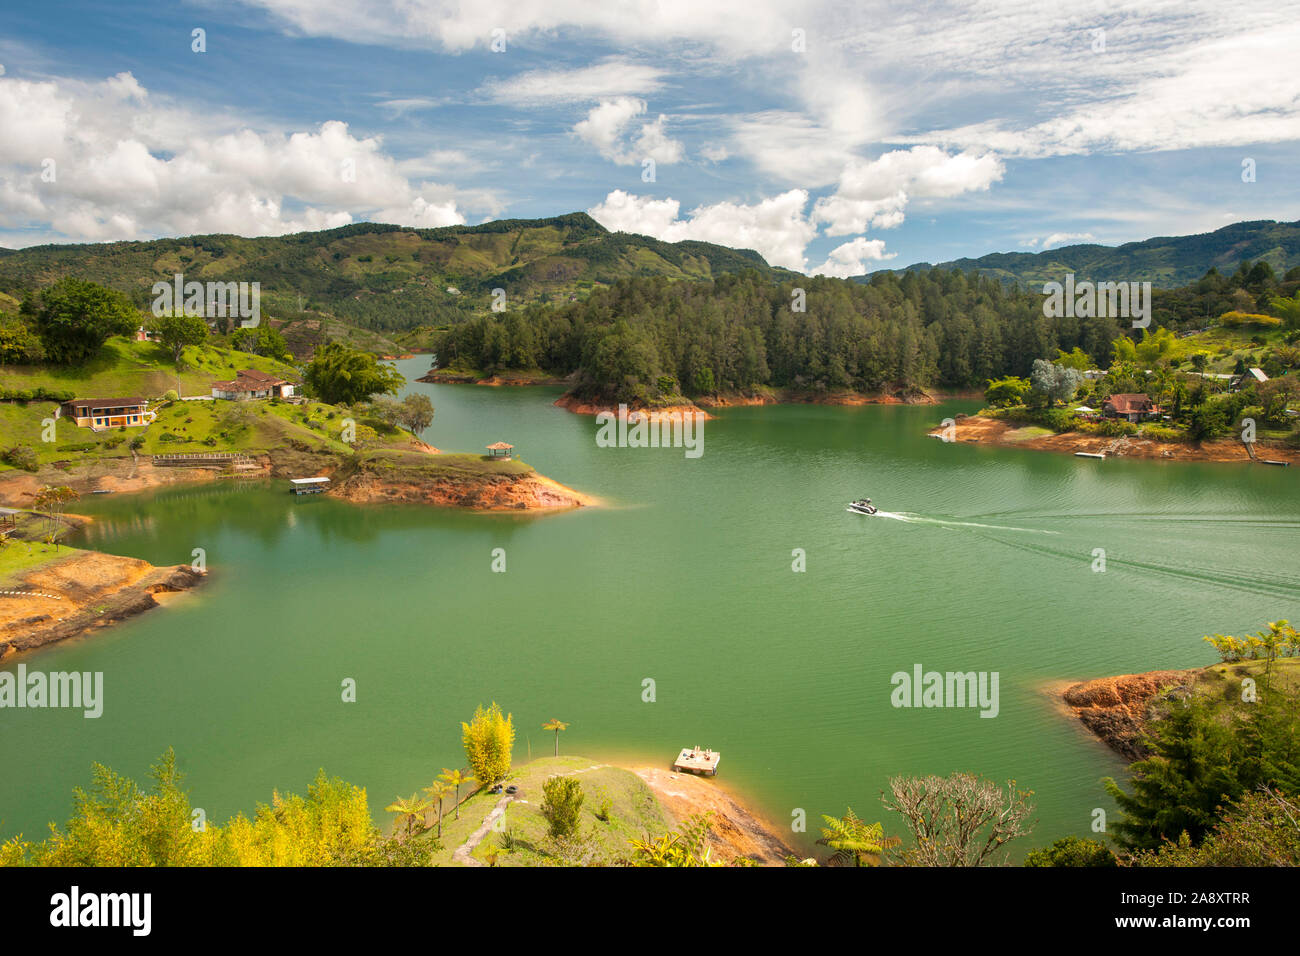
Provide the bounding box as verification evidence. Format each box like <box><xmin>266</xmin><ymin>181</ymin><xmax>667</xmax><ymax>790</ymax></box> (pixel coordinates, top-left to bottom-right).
<box><xmin>0</xmin><ymin>214</ymin><xmax>788</xmax><ymax>338</ymax></box>
<box><xmin>0</xmin><ymin>337</ymin><xmax>300</xmax><ymax>399</ymax></box>
<box><xmin>870</xmin><ymin>219</ymin><xmax>1300</xmax><ymax>289</ymax></box>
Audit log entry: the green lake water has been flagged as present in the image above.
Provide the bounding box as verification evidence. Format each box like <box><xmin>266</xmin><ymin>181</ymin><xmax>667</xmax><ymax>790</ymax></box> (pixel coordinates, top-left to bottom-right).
<box><xmin>3</xmin><ymin>356</ymin><xmax>1298</xmax><ymax>856</ymax></box>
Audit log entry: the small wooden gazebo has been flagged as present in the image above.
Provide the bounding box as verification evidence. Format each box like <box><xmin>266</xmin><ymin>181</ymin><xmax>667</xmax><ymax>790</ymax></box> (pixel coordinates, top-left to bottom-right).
<box><xmin>486</xmin><ymin>441</ymin><xmax>514</xmax><ymax>460</ymax></box>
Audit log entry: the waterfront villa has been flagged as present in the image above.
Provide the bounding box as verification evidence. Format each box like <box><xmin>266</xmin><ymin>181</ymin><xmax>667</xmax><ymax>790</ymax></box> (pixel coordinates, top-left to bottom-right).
<box><xmin>211</xmin><ymin>369</ymin><xmax>296</xmax><ymax>401</ymax></box>
<box><xmin>62</xmin><ymin>397</ymin><xmax>154</xmax><ymax>430</ymax></box>
<box><xmin>1102</xmin><ymin>393</ymin><xmax>1162</xmax><ymax>422</ymax></box>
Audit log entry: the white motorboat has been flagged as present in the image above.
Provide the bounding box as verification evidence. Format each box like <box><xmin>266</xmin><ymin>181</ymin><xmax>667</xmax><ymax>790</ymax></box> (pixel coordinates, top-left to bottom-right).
<box><xmin>847</xmin><ymin>498</ymin><xmax>879</xmax><ymax>515</ymax></box>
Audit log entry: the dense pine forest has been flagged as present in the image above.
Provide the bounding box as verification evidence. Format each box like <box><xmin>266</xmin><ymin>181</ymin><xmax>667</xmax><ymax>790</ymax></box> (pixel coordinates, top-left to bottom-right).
<box><xmin>435</xmin><ymin>262</ymin><xmax>1300</xmax><ymax>403</ymax></box>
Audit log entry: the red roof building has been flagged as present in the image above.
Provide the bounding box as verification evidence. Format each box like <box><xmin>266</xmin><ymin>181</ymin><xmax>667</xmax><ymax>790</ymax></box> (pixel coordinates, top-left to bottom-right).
<box><xmin>211</xmin><ymin>369</ymin><xmax>296</xmax><ymax>401</ymax></box>
<box><xmin>1103</xmin><ymin>393</ymin><xmax>1162</xmax><ymax>422</ymax></box>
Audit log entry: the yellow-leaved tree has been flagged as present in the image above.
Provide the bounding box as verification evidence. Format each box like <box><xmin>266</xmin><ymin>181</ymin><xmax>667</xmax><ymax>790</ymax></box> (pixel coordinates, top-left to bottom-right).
<box><xmin>461</xmin><ymin>703</ymin><xmax>515</xmax><ymax>789</ymax></box>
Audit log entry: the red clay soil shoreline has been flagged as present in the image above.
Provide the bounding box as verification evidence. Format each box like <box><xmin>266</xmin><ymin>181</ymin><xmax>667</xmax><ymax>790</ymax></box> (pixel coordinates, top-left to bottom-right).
<box><xmin>0</xmin><ymin>448</ymin><xmax>593</xmax><ymax>515</ymax></box>
<box><xmin>0</xmin><ymin>548</ymin><xmax>205</xmax><ymax>661</ymax></box>
<box><xmin>1051</xmin><ymin>669</ymin><xmax>1203</xmax><ymax>761</ymax></box>
<box><xmin>630</xmin><ymin>765</ymin><xmax>801</xmax><ymax>865</ymax></box>
<box><xmin>933</xmin><ymin>414</ymin><xmax>1300</xmax><ymax>464</ymax></box>
<box><xmin>328</xmin><ymin>470</ymin><xmax>595</xmax><ymax>511</ymax></box>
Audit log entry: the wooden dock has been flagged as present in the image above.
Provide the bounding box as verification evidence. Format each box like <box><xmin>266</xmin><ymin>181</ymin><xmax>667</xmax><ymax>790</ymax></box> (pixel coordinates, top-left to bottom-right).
<box><xmin>673</xmin><ymin>746</ymin><xmax>720</xmax><ymax>776</ymax></box>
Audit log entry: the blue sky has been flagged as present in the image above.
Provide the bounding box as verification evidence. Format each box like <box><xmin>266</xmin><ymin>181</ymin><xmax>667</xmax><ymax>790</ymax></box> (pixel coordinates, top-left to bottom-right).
<box><xmin>2</xmin><ymin>0</ymin><xmax>1298</xmax><ymax>274</ymax></box>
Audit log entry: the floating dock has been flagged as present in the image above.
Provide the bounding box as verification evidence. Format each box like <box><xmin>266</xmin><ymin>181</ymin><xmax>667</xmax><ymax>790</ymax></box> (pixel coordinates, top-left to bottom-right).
<box><xmin>289</xmin><ymin>476</ymin><xmax>331</xmax><ymax>495</ymax></box>
<box><xmin>673</xmin><ymin>746</ymin><xmax>720</xmax><ymax>776</ymax></box>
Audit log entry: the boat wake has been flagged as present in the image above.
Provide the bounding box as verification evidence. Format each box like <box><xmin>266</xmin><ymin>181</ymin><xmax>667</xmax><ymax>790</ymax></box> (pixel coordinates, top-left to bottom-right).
<box><xmin>865</xmin><ymin>511</ymin><xmax>1061</xmax><ymax>534</ymax></box>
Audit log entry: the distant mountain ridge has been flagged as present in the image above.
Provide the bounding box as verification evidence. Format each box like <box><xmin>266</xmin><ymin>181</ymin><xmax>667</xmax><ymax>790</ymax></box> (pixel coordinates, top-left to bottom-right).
<box><xmin>862</xmin><ymin>219</ymin><xmax>1300</xmax><ymax>289</ymax></box>
<box><xmin>0</xmin><ymin>213</ymin><xmax>791</xmax><ymax>333</ymax></box>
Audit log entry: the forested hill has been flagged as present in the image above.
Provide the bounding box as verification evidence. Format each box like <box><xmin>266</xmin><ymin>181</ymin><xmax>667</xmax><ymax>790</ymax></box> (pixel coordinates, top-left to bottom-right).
<box><xmin>866</xmin><ymin>219</ymin><xmax>1300</xmax><ymax>289</ymax></box>
<box><xmin>440</xmin><ymin>269</ymin><xmax>1078</xmax><ymax>401</ymax></box>
<box><xmin>436</xmin><ymin>258</ymin><xmax>1300</xmax><ymax>404</ymax></box>
<box><xmin>0</xmin><ymin>214</ymin><xmax>791</xmax><ymax>332</ymax></box>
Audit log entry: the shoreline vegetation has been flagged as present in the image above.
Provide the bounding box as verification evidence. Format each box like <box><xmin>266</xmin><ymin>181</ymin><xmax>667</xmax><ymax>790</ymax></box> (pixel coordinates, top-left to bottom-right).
<box><xmin>933</xmin><ymin>413</ymin><xmax>1300</xmax><ymax>463</ymax></box>
<box><xmin>417</xmin><ymin>364</ymin><xmax>976</xmax><ymax>421</ymax></box>
<box><xmin>1055</xmin><ymin>644</ymin><xmax>1300</xmax><ymax>761</ymax></box>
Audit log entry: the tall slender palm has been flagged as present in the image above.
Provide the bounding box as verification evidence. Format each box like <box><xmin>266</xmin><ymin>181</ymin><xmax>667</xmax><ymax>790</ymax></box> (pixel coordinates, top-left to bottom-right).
<box><xmin>817</xmin><ymin>808</ymin><xmax>896</xmax><ymax>867</ymax></box>
<box><xmin>439</xmin><ymin>768</ymin><xmax>474</xmax><ymax>820</ymax></box>
<box><xmin>542</xmin><ymin>718</ymin><xmax>569</xmax><ymax>757</ymax></box>
<box><xmin>385</xmin><ymin>793</ymin><xmax>431</xmax><ymax>838</ymax></box>
<box><xmin>423</xmin><ymin>780</ymin><xmax>453</xmax><ymax>838</ymax></box>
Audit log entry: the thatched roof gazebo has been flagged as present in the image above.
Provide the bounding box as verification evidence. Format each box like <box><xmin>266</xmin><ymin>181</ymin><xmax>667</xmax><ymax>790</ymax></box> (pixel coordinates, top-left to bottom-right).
<box><xmin>486</xmin><ymin>441</ymin><xmax>514</xmax><ymax>460</ymax></box>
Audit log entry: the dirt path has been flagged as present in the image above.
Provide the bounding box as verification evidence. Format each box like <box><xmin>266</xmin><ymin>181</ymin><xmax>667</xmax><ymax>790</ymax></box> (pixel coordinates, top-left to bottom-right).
<box><xmin>452</xmin><ymin>795</ymin><xmax>514</xmax><ymax>866</ymax></box>
<box><xmin>451</xmin><ymin>763</ymin><xmax>608</xmax><ymax>866</ymax></box>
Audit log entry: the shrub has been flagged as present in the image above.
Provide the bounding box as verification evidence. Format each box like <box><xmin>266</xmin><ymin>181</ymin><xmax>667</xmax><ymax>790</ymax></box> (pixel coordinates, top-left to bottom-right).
<box><xmin>1138</xmin><ymin>424</ymin><xmax>1182</xmax><ymax>442</ymax></box>
<box><xmin>460</xmin><ymin>703</ymin><xmax>515</xmax><ymax>789</ymax></box>
<box><xmin>0</xmin><ymin>386</ymin><xmax>75</xmax><ymax>402</ymax></box>
<box><xmin>592</xmin><ymin>786</ymin><xmax>613</xmax><ymax>823</ymax></box>
<box><xmin>540</xmin><ymin>776</ymin><xmax>585</xmax><ymax>838</ymax></box>
<box><xmin>984</xmin><ymin>405</ymin><xmax>1079</xmax><ymax>432</ymax></box>
<box><xmin>1219</xmin><ymin>311</ymin><xmax>1282</xmax><ymax>328</ymax></box>
<box><xmin>1024</xmin><ymin>837</ymin><xmax>1118</xmax><ymax>867</ymax></box>
<box><xmin>2</xmin><ymin>444</ymin><xmax>39</xmax><ymax>471</ymax></box>
<box><xmin>1078</xmin><ymin>419</ymin><xmax>1139</xmax><ymax>437</ymax></box>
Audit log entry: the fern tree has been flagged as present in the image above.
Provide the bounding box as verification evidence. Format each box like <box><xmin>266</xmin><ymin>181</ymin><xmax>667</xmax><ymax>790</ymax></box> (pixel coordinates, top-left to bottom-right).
<box><xmin>817</xmin><ymin>807</ymin><xmax>894</xmax><ymax>867</ymax></box>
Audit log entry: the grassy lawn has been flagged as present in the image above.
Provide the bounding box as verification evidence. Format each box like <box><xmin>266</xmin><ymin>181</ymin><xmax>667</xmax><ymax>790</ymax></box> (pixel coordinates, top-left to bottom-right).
<box><xmin>0</xmin><ymin>337</ymin><xmax>299</xmax><ymax>399</ymax></box>
<box><xmin>356</xmin><ymin>450</ymin><xmax>534</xmax><ymax>478</ymax></box>
<box><xmin>0</xmin><ymin>400</ymin><xmax>142</xmax><ymax>469</ymax></box>
<box><xmin>1168</xmin><ymin>325</ymin><xmax>1292</xmax><ymax>373</ymax></box>
<box><xmin>1195</xmin><ymin>657</ymin><xmax>1300</xmax><ymax>699</ymax></box>
<box><xmin>1002</xmin><ymin>425</ymin><xmax>1054</xmax><ymax>441</ymax></box>
<box><xmin>0</xmin><ymin>539</ymin><xmax>74</xmax><ymax>586</ymax></box>
<box><xmin>417</xmin><ymin>756</ymin><xmax>673</xmax><ymax>867</ymax></box>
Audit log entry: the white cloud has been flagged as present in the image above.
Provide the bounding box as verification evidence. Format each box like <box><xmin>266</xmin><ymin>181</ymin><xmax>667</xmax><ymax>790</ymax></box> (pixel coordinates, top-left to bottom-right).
<box><xmin>810</xmin><ymin>236</ymin><xmax>895</xmax><ymax>278</ymax></box>
<box><xmin>481</xmin><ymin>58</ymin><xmax>665</xmax><ymax>106</ymax></box>
<box><xmin>813</xmin><ymin>147</ymin><xmax>1003</xmax><ymax>236</ymax></box>
<box><xmin>1040</xmin><ymin>232</ymin><xmax>1096</xmax><ymax>249</ymax></box>
<box><xmin>239</xmin><ymin>0</ymin><xmax>800</xmax><ymax>57</ymax></box>
<box><xmin>0</xmin><ymin>71</ymin><xmax>483</xmax><ymax>245</ymax></box>
<box><xmin>588</xmin><ymin>188</ymin><xmax>815</xmax><ymax>271</ymax></box>
<box><xmin>573</xmin><ymin>97</ymin><xmax>683</xmax><ymax>165</ymax></box>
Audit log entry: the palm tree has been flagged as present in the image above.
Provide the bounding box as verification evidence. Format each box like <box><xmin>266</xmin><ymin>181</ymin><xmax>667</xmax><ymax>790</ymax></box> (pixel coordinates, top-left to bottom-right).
<box><xmin>817</xmin><ymin>808</ymin><xmax>896</xmax><ymax>867</ymax></box>
<box><xmin>438</xmin><ymin>768</ymin><xmax>474</xmax><ymax>820</ymax></box>
<box><xmin>542</xmin><ymin>718</ymin><xmax>569</xmax><ymax>757</ymax></box>
<box><xmin>384</xmin><ymin>793</ymin><xmax>431</xmax><ymax>838</ymax></box>
<box><xmin>422</xmin><ymin>780</ymin><xmax>453</xmax><ymax>838</ymax></box>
